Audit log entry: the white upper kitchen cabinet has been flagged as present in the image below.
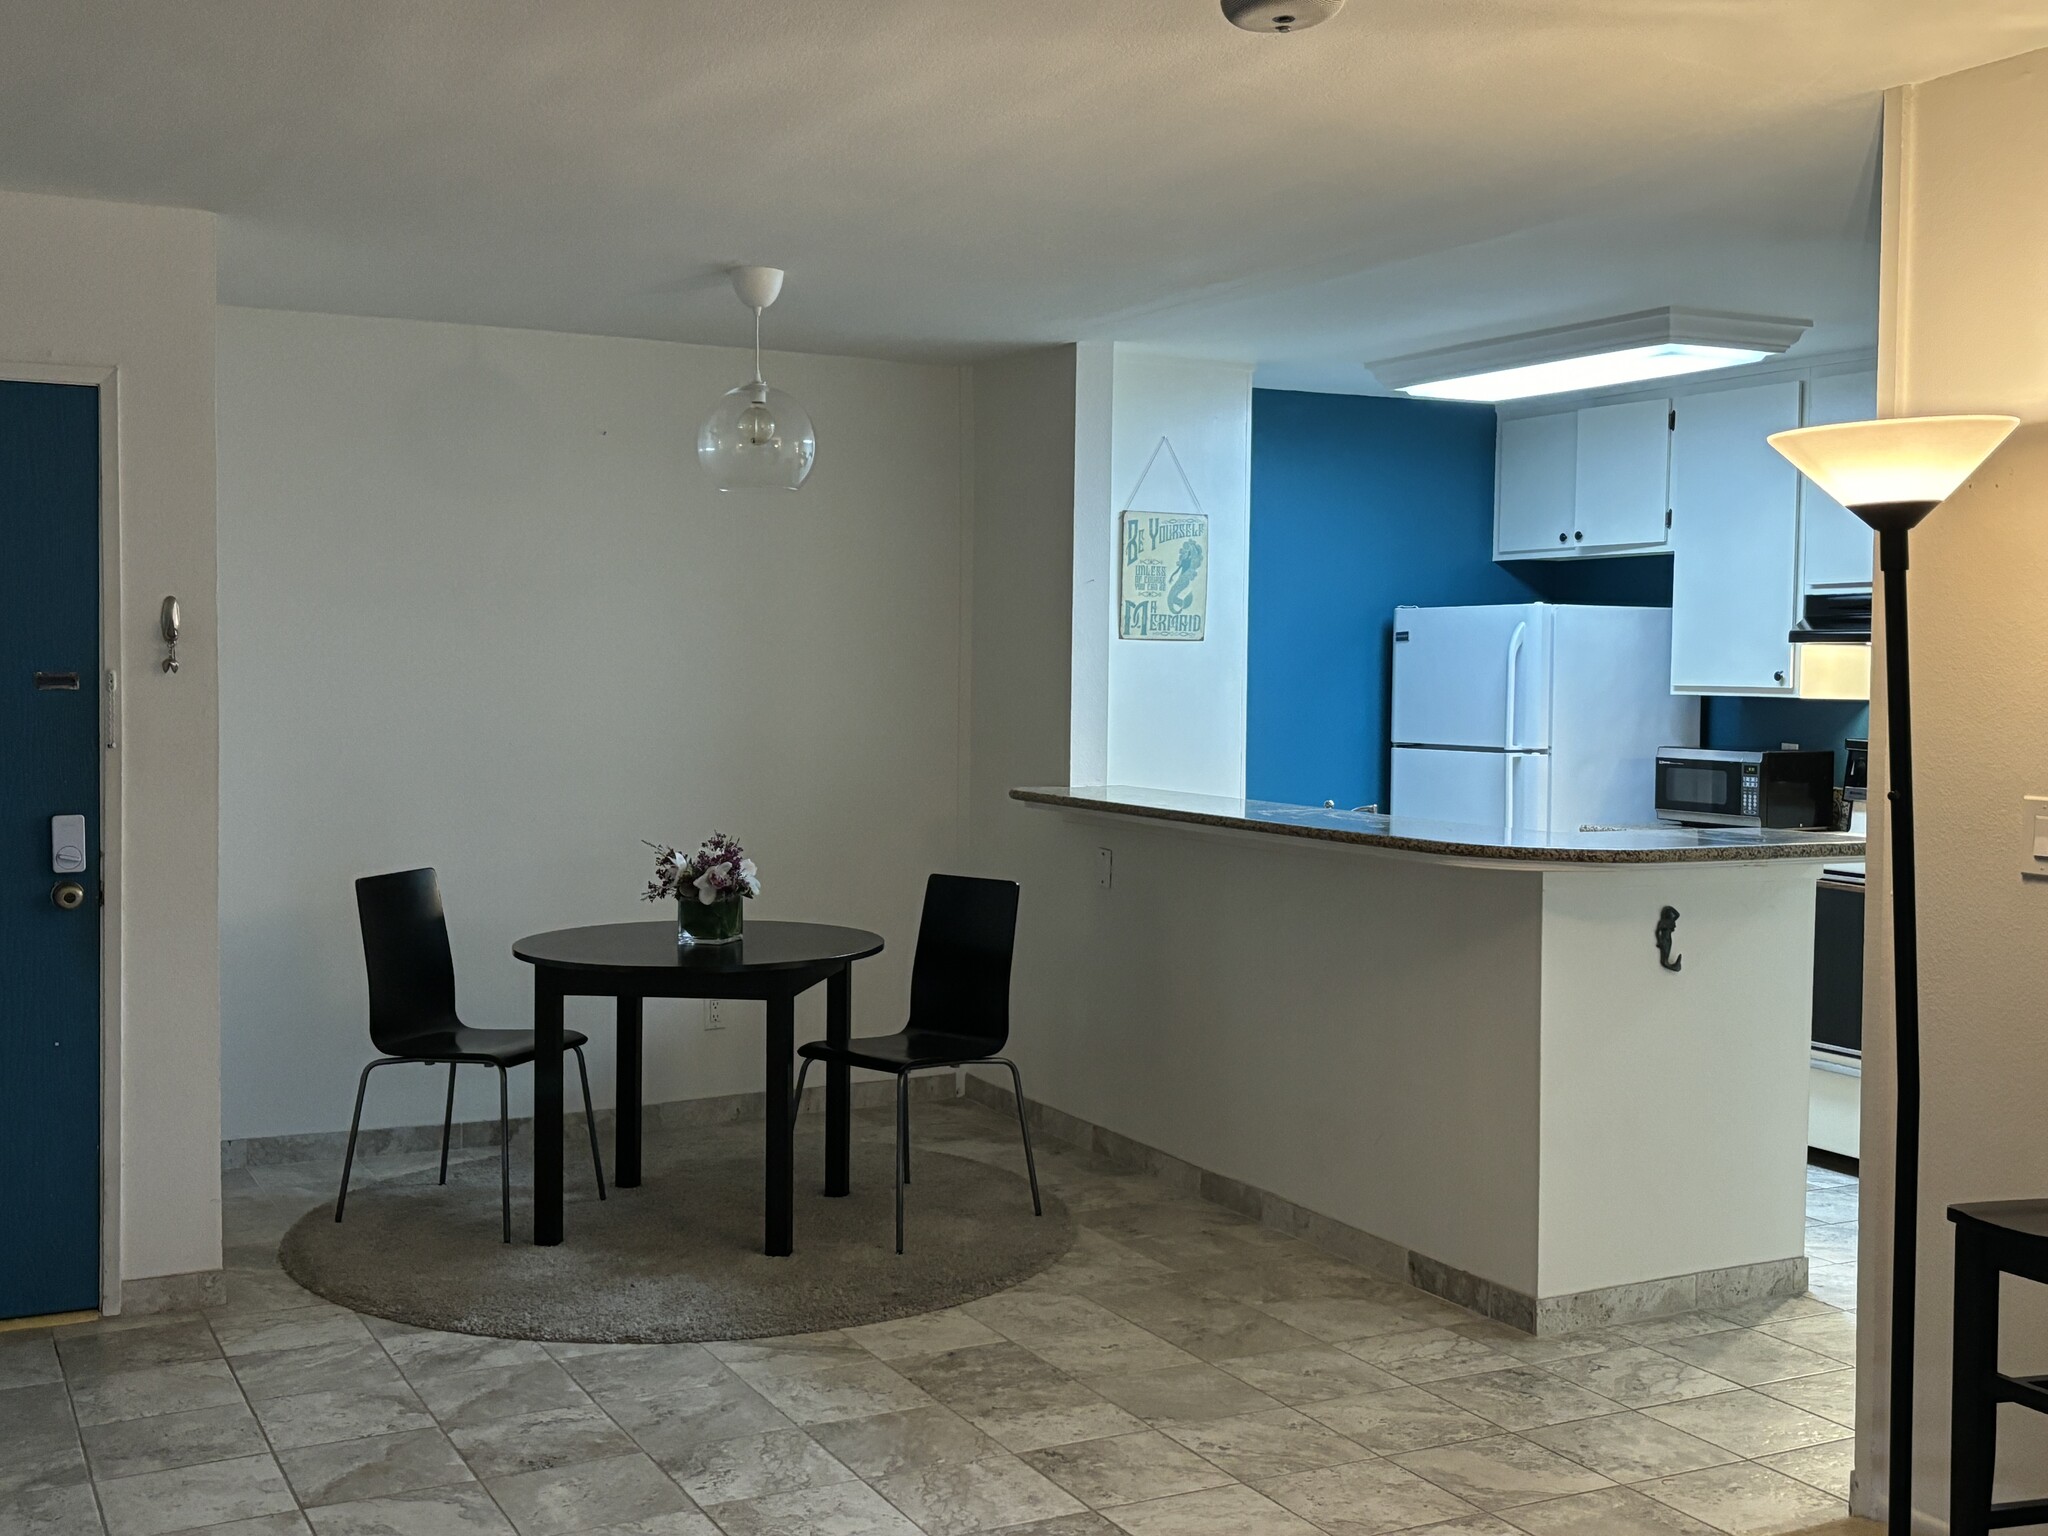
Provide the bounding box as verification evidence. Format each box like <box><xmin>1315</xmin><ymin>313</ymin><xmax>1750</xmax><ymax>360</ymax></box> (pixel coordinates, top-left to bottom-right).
<box><xmin>1798</xmin><ymin>370</ymin><xmax>1880</xmax><ymax>592</ymax></box>
<box><xmin>1670</xmin><ymin>380</ymin><xmax>1804</xmax><ymax>694</ymax></box>
<box><xmin>1495</xmin><ymin>403</ymin><xmax>1670</xmax><ymax>558</ymax></box>
<box><xmin>1573</xmin><ymin>398</ymin><xmax>1671</xmax><ymax>550</ymax></box>
<box><xmin>1495</xmin><ymin>411</ymin><xmax>1577</xmax><ymax>555</ymax></box>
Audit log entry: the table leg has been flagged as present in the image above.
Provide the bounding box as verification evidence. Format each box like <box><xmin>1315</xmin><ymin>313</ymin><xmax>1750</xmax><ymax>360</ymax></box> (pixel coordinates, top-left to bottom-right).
<box><xmin>615</xmin><ymin>995</ymin><xmax>642</xmax><ymax>1189</ymax></box>
<box><xmin>825</xmin><ymin>966</ymin><xmax>852</xmax><ymax>1198</ymax></box>
<box><xmin>533</xmin><ymin>970</ymin><xmax>565</xmax><ymax>1246</ymax></box>
<box><xmin>765</xmin><ymin>992</ymin><xmax>795</xmax><ymax>1256</ymax></box>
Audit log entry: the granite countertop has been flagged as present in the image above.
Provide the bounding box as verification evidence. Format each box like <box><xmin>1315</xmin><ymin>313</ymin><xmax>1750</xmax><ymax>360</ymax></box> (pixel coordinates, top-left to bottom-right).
<box><xmin>1012</xmin><ymin>785</ymin><xmax>1867</xmax><ymax>867</ymax></box>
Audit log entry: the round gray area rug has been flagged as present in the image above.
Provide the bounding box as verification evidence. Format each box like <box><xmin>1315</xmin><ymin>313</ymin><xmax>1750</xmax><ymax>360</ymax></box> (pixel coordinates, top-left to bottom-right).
<box><xmin>279</xmin><ymin>1146</ymin><xmax>1072</xmax><ymax>1343</ymax></box>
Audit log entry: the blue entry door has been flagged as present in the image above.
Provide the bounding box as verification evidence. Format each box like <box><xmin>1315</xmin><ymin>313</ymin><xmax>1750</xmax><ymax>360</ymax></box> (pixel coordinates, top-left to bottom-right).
<box><xmin>0</xmin><ymin>381</ymin><xmax>102</xmax><ymax>1319</ymax></box>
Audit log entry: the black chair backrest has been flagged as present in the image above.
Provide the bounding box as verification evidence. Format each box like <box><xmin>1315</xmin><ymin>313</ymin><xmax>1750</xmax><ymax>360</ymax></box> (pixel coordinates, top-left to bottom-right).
<box><xmin>355</xmin><ymin>868</ymin><xmax>460</xmax><ymax>1050</ymax></box>
<box><xmin>907</xmin><ymin>873</ymin><xmax>1020</xmax><ymax>1050</ymax></box>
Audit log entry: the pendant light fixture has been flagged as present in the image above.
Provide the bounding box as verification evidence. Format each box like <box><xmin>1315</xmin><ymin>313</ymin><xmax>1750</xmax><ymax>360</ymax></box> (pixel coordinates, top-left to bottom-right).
<box><xmin>697</xmin><ymin>266</ymin><xmax>816</xmax><ymax>491</ymax></box>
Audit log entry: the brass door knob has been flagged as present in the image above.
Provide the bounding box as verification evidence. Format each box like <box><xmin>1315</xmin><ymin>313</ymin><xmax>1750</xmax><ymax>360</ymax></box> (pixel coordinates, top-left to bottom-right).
<box><xmin>52</xmin><ymin>881</ymin><xmax>85</xmax><ymax>911</ymax></box>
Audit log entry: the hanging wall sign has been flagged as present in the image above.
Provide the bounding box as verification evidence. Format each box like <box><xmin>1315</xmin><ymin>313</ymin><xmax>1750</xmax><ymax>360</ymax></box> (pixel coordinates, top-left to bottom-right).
<box><xmin>1119</xmin><ymin>511</ymin><xmax>1208</xmax><ymax>640</ymax></box>
<box><xmin>1117</xmin><ymin>437</ymin><xmax>1208</xmax><ymax>641</ymax></box>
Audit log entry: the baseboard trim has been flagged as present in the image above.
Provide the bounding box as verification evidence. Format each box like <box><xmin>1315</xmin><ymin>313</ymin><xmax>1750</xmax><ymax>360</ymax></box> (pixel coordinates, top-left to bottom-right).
<box><xmin>961</xmin><ymin>1074</ymin><xmax>1805</xmax><ymax>1336</ymax></box>
<box><xmin>222</xmin><ymin>1074</ymin><xmax>966</xmax><ymax>1172</ymax></box>
<box><xmin>121</xmin><ymin>1269</ymin><xmax>227</xmax><ymax>1316</ymax></box>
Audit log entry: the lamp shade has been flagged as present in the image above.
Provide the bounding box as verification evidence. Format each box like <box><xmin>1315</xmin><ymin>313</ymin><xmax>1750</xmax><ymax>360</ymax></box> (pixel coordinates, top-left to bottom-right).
<box><xmin>1767</xmin><ymin>415</ymin><xmax>2018</xmax><ymax>510</ymax></box>
<box><xmin>698</xmin><ymin>382</ymin><xmax>816</xmax><ymax>491</ymax></box>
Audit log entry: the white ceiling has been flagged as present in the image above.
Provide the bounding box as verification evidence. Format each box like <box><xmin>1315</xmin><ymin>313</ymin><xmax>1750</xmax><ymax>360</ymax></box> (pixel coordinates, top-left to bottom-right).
<box><xmin>1</xmin><ymin>1</ymin><xmax>2042</xmax><ymax>372</ymax></box>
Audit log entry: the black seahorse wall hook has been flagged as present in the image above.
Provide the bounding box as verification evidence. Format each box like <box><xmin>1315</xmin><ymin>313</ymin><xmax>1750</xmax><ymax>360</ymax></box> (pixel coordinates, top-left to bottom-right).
<box><xmin>1654</xmin><ymin>906</ymin><xmax>1683</xmax><ymax>972</ymax></box>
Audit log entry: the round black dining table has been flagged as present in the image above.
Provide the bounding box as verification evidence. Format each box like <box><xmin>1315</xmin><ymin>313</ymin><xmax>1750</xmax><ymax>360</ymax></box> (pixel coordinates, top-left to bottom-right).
<box><xmin>513</xmin><ymin>920</ymin><xmax>884</xmax><ymax>1255</ymax></box>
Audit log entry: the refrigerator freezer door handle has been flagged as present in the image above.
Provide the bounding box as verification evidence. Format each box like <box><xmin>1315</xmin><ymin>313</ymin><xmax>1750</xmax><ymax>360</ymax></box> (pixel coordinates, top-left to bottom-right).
<box><xmin>1503</xmin><ymin>621</ymin><xmax>1528</xmax><ymax>751</ymax></box>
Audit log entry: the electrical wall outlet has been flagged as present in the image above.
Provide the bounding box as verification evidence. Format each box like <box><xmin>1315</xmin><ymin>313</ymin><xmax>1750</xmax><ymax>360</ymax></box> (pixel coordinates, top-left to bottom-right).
<box><xmin>705</xmin><ymin>999</ymin><xmax>727</xmax><ymax>1030</ymax></box>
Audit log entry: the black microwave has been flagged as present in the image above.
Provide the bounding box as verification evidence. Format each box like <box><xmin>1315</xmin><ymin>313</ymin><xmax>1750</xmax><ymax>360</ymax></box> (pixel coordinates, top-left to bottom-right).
<box><xmin>1654</xmin><ymin>748</ymin><xmax>1836</xmax><ymax>830</ymax></box>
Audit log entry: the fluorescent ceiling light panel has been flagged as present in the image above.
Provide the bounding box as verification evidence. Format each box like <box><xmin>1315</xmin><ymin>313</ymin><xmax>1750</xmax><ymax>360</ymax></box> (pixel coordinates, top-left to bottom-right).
<box><xmin>1373</xmin><ymin>308</ymin><xmax>1810</xmax><ymax>403</ymax></box>
<box><xmin>1400</xmin><ymin>344</ymin><xmax>1773</xmax><ymax>402</ymax></box>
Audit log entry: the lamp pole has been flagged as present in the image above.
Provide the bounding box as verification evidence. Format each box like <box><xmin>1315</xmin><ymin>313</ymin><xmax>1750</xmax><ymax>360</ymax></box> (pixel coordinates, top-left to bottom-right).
<box><xmin>1868</xmin><ymin>511</ymin><xmax>1931</xmax><ymax>1536</ymax></box>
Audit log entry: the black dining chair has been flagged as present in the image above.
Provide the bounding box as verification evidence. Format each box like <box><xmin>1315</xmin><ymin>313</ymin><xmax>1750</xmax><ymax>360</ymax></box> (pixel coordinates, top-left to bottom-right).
<box><xmin>792</xmin><ymin>873</ymin><xmax>1040</xmax><ymax>1253</ymax></box>
<box><xmin>338</xmin><ymin>868</ymin><xmax>605</xmax><ymax>1242</ymax></box>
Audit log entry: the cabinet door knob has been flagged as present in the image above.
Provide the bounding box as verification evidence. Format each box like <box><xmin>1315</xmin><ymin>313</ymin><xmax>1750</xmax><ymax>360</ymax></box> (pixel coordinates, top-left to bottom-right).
<box><xmin>1573</xmin><ymin>531</ymin><xmax>1584</xmax><ymax>541</ymax></box>
<box><xmin>1559</xmin><ymin>533</ymin><xmax>1568</xmax><ymax>543</ymax></box>
<box><xmin>1774</xmin><ymin>670</ymin><xmax>1787</xmax><ymax>684</ymax></box>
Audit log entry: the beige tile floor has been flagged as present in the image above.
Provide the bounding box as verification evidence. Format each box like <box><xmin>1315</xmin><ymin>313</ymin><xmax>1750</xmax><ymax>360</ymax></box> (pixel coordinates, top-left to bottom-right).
<box><xmin>0</xmin><ymin>1101</ymin><xmax>1870</xmax><ymax>1536</ymax></box>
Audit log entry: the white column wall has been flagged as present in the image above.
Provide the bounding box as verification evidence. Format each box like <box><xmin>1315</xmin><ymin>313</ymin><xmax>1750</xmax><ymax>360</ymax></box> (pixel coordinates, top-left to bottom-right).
<box><xmin>1859</xmin><ymin>52</ymin><xmax>2048</xmax><ymax>1527</ymax></box>
<box><xmin>1101</xmin><ymin>350</ymin><xmax>1253</xmax><ymax>798</ymax></box>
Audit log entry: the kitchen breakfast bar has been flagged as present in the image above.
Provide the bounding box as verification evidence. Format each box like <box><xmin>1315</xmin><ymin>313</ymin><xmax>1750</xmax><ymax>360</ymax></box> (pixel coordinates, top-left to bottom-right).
<box><xmin>1004</xmin><ymin>785</ymin><xmax>1863</xmax><ymax>1335</ymax></box>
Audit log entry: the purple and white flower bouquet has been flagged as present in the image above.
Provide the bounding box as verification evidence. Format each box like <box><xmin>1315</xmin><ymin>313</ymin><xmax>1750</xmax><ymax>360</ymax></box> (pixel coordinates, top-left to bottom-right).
<box><xmin>645</xmin><ymin>832</ymin><xmax>759</xmax><ymax>945</ymax></box>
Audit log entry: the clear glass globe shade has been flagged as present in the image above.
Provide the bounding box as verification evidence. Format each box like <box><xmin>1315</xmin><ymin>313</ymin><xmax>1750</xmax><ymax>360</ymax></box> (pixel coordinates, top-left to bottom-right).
<box><xmin>698</xmin><ymin>382</ymin><xmax>816</xmax><ymax>491</ymax></box>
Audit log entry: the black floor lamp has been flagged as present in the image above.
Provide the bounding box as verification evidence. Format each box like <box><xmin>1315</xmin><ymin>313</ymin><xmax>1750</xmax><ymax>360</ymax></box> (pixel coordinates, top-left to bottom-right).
<box><xmin>1769</xmin><ymin>413</ymin><xmax>2019</xmax><ymax>1536</ymax></box>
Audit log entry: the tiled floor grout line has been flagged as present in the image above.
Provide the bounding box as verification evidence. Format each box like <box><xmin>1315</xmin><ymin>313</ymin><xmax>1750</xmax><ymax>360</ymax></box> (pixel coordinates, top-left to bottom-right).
<box><xmin>362</xmin><ymin>1313</ymin><xmax>534</xmax><ymax>1536</ymax></box>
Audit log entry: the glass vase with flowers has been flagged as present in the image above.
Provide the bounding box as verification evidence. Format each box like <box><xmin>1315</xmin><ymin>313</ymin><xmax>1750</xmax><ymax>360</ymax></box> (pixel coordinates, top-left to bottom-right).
<box><xmin>644</xmin><ymin>833</ymin><xmax>760</xmax><ymax>946</ymax></box>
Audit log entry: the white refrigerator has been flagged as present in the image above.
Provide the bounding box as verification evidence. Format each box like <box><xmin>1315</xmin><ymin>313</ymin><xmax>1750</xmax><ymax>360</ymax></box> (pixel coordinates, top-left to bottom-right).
<box><xmin>1389</xmin><ymin>603</ymin><xmax>1699</xmax><ymax>833</ymax></box>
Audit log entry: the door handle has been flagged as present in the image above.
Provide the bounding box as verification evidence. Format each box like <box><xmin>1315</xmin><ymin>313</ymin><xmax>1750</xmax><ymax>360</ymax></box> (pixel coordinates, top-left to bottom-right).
<box><xmin>52</xmin><ymin>881</ymin><xmax>86</xmax><ymax>911</ymax></box>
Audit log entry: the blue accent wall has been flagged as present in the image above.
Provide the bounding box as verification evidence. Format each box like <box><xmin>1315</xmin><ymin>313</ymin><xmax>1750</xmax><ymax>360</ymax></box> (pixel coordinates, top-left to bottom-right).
<box><xmin>1247</xmin><ymin>390</ymin><xmax>1525</xmax><ymax>809</ymax></box>
<box><xmin>1702</xmin><ymin>697</ymin><xmax>1870</xmax><ymax>785</ymax></box>
<box><xmin>1504</xmin><ymin>552</ymin><xmax>1673</xmax><ymax>607</ymax></box>
<box><xmin>1247</xmin><ymin>388</ymin><xmax>1869</xmax><ymax>808</ymax></box>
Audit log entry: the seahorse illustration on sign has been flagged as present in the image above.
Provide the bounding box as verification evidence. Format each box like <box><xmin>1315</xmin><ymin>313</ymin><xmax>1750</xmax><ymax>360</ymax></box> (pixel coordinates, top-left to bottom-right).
<box><xmin>1167</xmin><ymin>537</ymin><xmax>1204</xmax><ymax>615</ymax></box>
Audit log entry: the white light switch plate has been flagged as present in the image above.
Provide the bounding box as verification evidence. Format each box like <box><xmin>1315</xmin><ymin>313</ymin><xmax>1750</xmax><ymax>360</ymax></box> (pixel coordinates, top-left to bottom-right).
<box><xmin>2022</xmin><ymin>795</ymin><xmax>2048</xmax><ymax>880</ymax></box>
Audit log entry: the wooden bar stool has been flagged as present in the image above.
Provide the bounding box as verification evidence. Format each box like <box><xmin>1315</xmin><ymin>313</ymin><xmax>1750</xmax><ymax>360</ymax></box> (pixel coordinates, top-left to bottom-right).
<box><xmin>1949</xmin><ymin>1200</ymin><xmax>2048</xmax><ymax>1534</ymax></box>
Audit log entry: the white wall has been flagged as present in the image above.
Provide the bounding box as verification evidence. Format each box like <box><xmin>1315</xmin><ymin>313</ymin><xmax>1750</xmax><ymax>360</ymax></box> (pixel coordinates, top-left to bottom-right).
<box><xmin>0</xmin><ymin>188</ymin><xmax>221</xmax><ymax>1288</ymax></box>
<box><xmin>216</xmin><ymin>307</ymin><xmax>966</xmax><ymax>1139</ymax></box>
<box><xmin>1101</xmin><ymin>351</ymin><xmax>1253</xmax><ymax>797</ymax></box>
<box><xmin>1858</xmin><ymin>51</ymin><xmax>2048</xmax><ymax>1527</ymax></box>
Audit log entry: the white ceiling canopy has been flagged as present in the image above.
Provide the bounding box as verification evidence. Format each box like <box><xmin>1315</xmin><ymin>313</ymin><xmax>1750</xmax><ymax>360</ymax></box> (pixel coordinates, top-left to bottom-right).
<box><xmin>0</xmin><ymin>1</ymin><xmax>2041</xmax><ymax>369</ymax></box>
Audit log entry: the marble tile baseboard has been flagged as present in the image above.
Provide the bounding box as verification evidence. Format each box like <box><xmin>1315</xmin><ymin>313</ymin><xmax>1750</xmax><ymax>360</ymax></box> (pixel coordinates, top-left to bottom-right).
<box><xmin>962</xmin><ymin>1073</ymin><xmax>1806</xmax><ymax>1336</ymax></box>
<box><xmin>121</xmin><ymin>1268</ymin><xmax>228</xmax><ymax>1315</ymax></box>
<box><xmin>1535</xmin><ymin>1256</ymin><xmax>1808</xmax><ymax>1334</ymax></box>
<box><xmin>222</xmin><ymin>1073</ymin><xmax>966</xmax><ymax>1171</ymax></box>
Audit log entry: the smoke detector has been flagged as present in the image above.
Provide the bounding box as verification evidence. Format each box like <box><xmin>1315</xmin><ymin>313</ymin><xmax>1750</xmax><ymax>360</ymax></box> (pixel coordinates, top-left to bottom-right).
<box><xmin>1221</xmin><ymin>0</ymin><xmax>1344</xmax><ymax>32</ymax></box>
